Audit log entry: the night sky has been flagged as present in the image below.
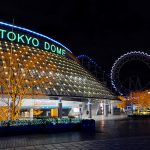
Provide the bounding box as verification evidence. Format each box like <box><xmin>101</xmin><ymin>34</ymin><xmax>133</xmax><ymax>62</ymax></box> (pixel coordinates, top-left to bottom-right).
<box><xmin>0</xmin><ymin>0</ymin><xmax>150</xmax><ymax>93</ymax></box>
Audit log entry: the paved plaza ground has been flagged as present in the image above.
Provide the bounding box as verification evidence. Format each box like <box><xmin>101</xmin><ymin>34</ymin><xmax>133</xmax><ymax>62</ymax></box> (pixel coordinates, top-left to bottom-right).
<box><xmin>1</xmin><ymin>117</ymin><xmax>150</xmax><ymax>150</ymax></box>
<box><xmin>1</xmin><ymin>136</ymin><xmax>150</xmax><ymax>150</ymax></box>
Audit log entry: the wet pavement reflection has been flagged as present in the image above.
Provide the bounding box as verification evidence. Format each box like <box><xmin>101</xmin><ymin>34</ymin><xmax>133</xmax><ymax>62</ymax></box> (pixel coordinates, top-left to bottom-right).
<box><xmin>96</xmin><ymin>119</ymin><xmax>150</xmax><ymax>139</ymax></box>
<box><xmin>1</xmin><ymin>118</ymin><xmax>150</xmax><ymax>149</ymax></box>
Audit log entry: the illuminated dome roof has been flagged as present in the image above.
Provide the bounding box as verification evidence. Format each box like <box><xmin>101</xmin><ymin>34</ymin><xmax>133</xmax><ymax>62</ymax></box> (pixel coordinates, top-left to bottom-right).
<box><xmin>0</xmin><ymin>22</ymin><xmax>115</xmax><ymax>99</ymax></box>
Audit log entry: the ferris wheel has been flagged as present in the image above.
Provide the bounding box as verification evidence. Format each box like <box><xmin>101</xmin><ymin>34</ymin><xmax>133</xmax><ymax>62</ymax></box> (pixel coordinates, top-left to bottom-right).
<box><xmin>111</xmin><ymin>51</ymin><xmax>150</xmax><ymax>95</ymax></box>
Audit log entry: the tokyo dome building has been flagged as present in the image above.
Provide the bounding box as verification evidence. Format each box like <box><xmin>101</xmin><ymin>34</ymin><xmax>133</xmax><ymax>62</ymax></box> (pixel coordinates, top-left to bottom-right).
<box><xmin>0</xmin><ymin>22</ymin><xmax>117</xmax><ymax>119</ymax></box>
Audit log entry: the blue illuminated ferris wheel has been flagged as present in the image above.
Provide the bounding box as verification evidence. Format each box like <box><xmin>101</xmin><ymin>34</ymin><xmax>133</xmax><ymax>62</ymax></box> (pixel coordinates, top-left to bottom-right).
<box><xmin>111</xmin><ymin>51</ymin><xmax>150</xmax><ymax>95</ymax></box>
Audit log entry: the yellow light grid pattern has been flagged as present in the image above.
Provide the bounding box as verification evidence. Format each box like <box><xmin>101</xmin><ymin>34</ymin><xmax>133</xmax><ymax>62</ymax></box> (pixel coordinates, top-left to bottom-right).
<box><xmin>0</xmin><ymin>41</ymin><xmax>115</xmax><ymax>99</ymax></box>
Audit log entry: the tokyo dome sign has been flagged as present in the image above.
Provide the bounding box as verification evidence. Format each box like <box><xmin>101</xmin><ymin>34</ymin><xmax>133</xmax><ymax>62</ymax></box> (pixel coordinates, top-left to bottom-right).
<box><xmin>0</xmin><ymin>28</ymin><xmax>66</xmax><ymax>56</ymax></box>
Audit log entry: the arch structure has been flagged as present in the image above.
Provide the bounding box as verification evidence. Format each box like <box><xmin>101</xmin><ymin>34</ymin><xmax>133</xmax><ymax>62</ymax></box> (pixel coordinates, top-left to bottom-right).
<box><xmin>77</xmin><ymin>55</ymin><xmax>101</xmax><ymax>67</ymax></box>
<box><xmin>111</xmin><ymin>51</ymin><xmax>150</xmax><ymax>95</ymax></box>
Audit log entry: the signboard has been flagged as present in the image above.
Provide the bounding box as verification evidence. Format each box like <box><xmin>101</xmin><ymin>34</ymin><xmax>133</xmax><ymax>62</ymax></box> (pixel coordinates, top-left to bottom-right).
<box><xmin>0</xmin><ymin>28</ymin><xmax>66</xmax><ymax>56</ymax></box>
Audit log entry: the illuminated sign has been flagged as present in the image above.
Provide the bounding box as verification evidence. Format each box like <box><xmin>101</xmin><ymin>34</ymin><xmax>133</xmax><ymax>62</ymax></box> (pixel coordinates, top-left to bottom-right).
<box><xmin>0</xmin><ymin>29</ymin><xmax>66</xmax><ymax>56</ymax></box>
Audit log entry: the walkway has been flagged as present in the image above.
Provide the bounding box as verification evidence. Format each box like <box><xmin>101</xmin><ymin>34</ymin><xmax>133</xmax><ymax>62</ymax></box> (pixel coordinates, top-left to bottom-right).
<box><xmin>1</xmin><ymin>118</ymin><xmax>150</xmax><ymax>150</ymax></box>
<box><xmin>2</xmin><ymin>136</ymin><xmax>150</xmax><ymax>150</ymax></box>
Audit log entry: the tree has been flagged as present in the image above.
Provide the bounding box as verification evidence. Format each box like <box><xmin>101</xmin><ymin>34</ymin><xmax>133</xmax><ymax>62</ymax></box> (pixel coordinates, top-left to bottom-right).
<box><xmin>0</xmin><ymin>106</ymin><xmax>8</xmax><ymax>121</ymax></box>
<box><xmin>130</xmin><ymin>90</ymin><xmax>150</xmax><ymax>113</ymax></box>
<box><xmin>118</xmin><ymin>90</ymin><xmax>150</xmax><ymax>114</ymax></box>
<box><xmin>117</xmin><ymin>96</ymin><xmax>129</xmax><ymax>109</ymax></box>
<box><xmin>0</xmin><ymin>46</ymin><xmax>56</xmax><ymax>120</ymax></box>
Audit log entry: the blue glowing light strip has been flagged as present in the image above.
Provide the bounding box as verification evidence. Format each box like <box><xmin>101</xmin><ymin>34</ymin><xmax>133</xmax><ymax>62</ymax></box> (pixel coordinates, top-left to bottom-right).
<box><xmin>0</xmin><ymin>22</ymin><xmax>72</xmax><ymax>53</ymax></box>
<box><xmin>77</xmin><ymin>54</ymin><xmax>111</xmax><ymax>78</ymax></box>
<box><xmin>110</xmin><ymin>51</ymin><xmax>150</xmax><ymax>95</ymax></box>
<box><xmin>77</xmin><ymin>54</ymin><xmax>100</xmax><ymax>67</ymax></box>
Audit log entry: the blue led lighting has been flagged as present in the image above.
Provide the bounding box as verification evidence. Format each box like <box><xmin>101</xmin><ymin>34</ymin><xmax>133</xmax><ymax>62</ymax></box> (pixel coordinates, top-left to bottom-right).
<box><xmin>111</xmin><ymin>51</ymin><xmax>150</xmax><ymax>95</ymax></box>
<box><xmin>77</xmin><ymin>54</ymin><xmax>112</xmax><ymax>80</ymax></box>
<box><xmin>77</xmin><ymin>54</ymin><xmax>101</xmax><ymax>68</ymax></box>
<box><xmin>0</xmin><ymin>22</ymin><xmax>72</xmax><ymax>53</ymax></box>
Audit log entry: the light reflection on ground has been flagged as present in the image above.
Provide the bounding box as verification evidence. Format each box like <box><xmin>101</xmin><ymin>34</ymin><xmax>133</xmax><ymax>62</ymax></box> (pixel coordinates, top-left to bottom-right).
<box><xmin>1</xmin><ymin>118</ymin><xmax>150</xmax><ymax>149</ymax></box>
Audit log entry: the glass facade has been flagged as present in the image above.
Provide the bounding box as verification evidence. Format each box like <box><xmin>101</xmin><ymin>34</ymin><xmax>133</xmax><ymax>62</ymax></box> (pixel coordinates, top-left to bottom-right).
<box><xmin>0</xmin><ymin>40</ymin><xmax>115</xmax><ymax>99</ymax></box>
